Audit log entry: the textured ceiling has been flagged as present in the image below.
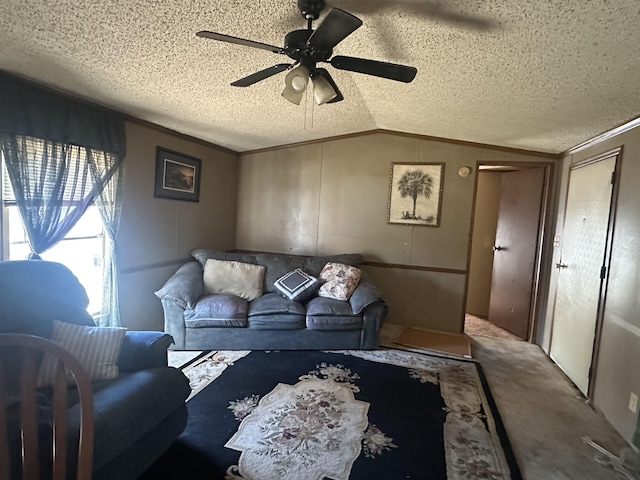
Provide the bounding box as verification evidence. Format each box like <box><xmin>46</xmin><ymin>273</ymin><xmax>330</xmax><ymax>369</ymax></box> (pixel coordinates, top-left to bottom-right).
<box><xmin>1</xmin><ymin>0</ymin><xmax>639</xmax><ymax>154</ymax></box>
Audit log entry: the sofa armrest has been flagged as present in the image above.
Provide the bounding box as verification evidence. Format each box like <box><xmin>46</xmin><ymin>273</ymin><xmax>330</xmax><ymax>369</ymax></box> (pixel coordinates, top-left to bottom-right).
<box><xmin>360</xmin><ymin>302</ymin><xmax>388</xmax><ymax>349</ymax></box>
<box><xmin>118</xmin><ymin>331</ymin><xmax>174</xmax><ymax>371</ymax></box>
<box><xmin>349</xmin><ymin>279</ymin><xmax>384</xmax><ymax>314</ymax></box>
<box><xmin>154</xmin><ymin>261</ymin><xmax>204</xmax><ymax>309</ymax></box>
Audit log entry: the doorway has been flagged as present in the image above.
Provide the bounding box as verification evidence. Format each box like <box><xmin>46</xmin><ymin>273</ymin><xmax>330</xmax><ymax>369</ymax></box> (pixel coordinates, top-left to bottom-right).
<box><xmin>465</xmin><ymin>162</ymin><xmax>553</xmax><ymax>342</ymax></box>
<box><xmin>549</xmin><ymin>149</ymin><xmax>620</xmax><ymax>396</ymax></box>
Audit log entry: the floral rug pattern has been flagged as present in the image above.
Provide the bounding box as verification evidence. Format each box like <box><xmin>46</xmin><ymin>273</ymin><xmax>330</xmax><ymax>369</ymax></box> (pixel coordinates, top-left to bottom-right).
<box><xmin>223</xmin><ymin>362</ymin><xmax>399</xmax><ymax>479</ymax></box>
<box><xmin>225</xmin><ymin>368</ymin><xmax>370</xmax><ymax>480</ymax></box>
<box><xmin>178</xmin><ymin>349</ymin><xmax>517</xmax><ymax>480</ymax></box>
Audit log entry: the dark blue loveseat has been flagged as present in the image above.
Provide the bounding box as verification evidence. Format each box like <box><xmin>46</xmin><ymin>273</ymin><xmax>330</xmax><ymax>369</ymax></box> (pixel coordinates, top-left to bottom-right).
<box><xmin>0</xmin><ymin>260</ymin><xmax>191</xmax><ymax>480</ymax></box>
<box><xmin>155</xmin><ymin>250</ymin><xmax>388</xmax><ymax>350</ymax></box>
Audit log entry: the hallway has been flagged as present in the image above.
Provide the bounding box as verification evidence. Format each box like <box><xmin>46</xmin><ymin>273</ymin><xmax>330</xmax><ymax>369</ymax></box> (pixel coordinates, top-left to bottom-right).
<box><xmin>473</xmin><ymin>335</ymin><xmax>634</xmax><ymax>479</ymax></box>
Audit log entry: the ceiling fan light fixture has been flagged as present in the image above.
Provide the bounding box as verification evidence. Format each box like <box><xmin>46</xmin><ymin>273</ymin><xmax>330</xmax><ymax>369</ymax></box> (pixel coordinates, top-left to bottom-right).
<box><xmin>281</xmin><ymin>88</ymin><xmax>304</xmax><ymax>105</ymax></box>
<box><xmin>282</xmin><ymin>65</ymin><xmax>310</xmax><ymax>104</ymax></box>
<box><xmin>199</xmin><ymin>2</ymin><xmax>417</xmax><ymax>104</ymax></box>
<box><xmin>312</xmin><ymin>74</ymin><xmax>338</xmax><ymax>105</ymax></box>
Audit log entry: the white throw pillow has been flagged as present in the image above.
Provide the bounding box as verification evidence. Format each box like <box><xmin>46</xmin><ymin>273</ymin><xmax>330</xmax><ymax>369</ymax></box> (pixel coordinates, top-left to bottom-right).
<box><xmin>37</xmin><ymin>320</ymin><xmax>126</xmax><ymax>387</ymax></box>
<box><xmin>203</xmin><ymin>259</ymin><xmax>265</xmax><ymax>301</ymax></box>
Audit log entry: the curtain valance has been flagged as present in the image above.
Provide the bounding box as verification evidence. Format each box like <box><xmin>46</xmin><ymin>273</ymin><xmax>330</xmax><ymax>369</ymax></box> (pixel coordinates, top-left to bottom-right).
<box><xmin>0</xmin><ymin>72</ymin><xmax>126</xmax><ymax>156</ymax></box>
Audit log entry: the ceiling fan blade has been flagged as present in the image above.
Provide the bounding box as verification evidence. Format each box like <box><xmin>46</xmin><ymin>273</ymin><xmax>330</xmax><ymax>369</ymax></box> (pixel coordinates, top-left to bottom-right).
<box><xmin>231</xmin><ymin>64</ymin><xmax>293</xmax><ymax>87</ymax></box>
<box><xmin>196</xmin><ymin>31</ymin><xmax>283</xmax><ymax>54</ymax></box>
<box><xmin>327</xmin><ymin>1</ymin><xmax>497</xmax><ymax>31</ymax></box>
<box><xmin>306</xmin><ymin>9</ymin><xmax>362</xmax><ymax>51</ymax></box>
<box><xmin>330</xmin><ymin>55</ymin><xmax>417</xmax><ymax>83</ymax></box>
<box><xmin>312</xmin><ymin>68</ymin><xmax>343</xmax><ymax>103</ymax></box>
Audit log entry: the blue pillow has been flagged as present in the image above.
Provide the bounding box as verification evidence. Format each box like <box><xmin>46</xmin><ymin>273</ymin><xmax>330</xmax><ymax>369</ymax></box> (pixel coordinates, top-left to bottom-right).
<box><xmin>274</xmin><ymin>269</ymin><xmax>319</xmax><ymax>302</ymax></box>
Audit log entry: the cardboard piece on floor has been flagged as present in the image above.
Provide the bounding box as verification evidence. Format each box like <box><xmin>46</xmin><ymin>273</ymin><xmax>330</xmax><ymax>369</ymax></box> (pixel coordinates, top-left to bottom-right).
<box><xmin>395</xmin><ymin>327</ymin><xmax>472</xmax><ymax>358</ymax></box>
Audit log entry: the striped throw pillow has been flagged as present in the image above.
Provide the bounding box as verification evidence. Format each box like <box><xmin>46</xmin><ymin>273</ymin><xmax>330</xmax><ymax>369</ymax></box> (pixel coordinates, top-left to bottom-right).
<box><xmin>37</xmin><ymin>320</ymin><xmax>127</xmax><ymax>387</ymax></box>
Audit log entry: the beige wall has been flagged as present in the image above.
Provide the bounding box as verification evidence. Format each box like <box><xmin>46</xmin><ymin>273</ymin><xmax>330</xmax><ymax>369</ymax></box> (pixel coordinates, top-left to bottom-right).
<box><xmin>545</xmin><ymin>124</ymin><xmax>640</xmax><ymax>443</ymax></box>
<box><xmin>237</xmin><ymin>132</ymin><xmax>550</xmax><ymax>332</ymax></box>
<box><xmin>117</xmin><ymin>121</ymin><xmax>239</xmax><ymax>331</ymax></box>
<box><xmin>466</xmin><ymin>171</ymin><xmax>501</xmax><ymax>316</ymax></box>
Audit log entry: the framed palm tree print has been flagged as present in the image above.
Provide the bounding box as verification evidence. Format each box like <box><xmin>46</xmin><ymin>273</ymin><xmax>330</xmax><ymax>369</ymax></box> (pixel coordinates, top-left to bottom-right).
<box><xmin>387</xmin><ymin>162</ymin><xmax>444</xmax><ymax>226</ymax></box>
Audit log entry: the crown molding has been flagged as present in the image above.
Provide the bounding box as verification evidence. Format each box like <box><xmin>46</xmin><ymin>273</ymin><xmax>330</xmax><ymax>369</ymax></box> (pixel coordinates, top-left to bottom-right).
<box><xmin>565</xmin><ymin>116</ymin><xmax>640</xmax><ymax>155</ymax></box>
<box><xmin>241</xmin><ymin>128</ymin><xmax>561</xmax><ymax>159</ymax></box>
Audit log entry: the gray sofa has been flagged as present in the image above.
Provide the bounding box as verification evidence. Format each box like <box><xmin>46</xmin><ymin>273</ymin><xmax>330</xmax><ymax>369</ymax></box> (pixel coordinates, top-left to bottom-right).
<box><xmin>155</xmin><ymin>250</ymin><xmax>388</xmax><ymax>350</ymax></box>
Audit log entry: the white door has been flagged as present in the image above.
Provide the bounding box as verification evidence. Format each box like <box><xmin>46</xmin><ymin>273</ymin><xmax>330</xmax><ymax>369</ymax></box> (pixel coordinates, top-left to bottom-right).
<box><xmin>550</xmin><ymin>154</ymin><xmax>617</xmax><ymax>395</ymax></box>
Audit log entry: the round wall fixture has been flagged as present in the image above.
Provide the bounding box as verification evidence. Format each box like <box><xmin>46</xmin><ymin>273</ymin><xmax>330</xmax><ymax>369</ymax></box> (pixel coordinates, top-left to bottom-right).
<box><xmin>458</xmin><ymin>166</ymin><xmax>472</xmax><ymax>177</ymax></box>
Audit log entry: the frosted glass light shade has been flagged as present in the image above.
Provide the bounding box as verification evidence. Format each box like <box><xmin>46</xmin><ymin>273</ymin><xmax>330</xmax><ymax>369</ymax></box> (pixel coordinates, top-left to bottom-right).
<box><xmin>282</xmin><ymin>65</ymin><xmax>310</xmax><ymax>105</ymax></box>
<box><xmin>312</xmin><ymin>75</ymin><xmax>338</xmax><ymax>105</ymax></box>
<box><xmin>281</xmin><ymin>88</ymin><xmax>304</xmax><ymax>105</ymax></box>
<box><xmin>291</xmin><ymin>76</ymin><xmax>307</xmax><ymax>91</ymax></box>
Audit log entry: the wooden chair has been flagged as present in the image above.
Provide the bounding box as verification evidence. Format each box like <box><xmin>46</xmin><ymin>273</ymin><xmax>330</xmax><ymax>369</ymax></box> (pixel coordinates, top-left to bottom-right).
<box><xmin>0</xmin><ymin>334</ymin><xmax>94</xmax><ymax>480</ymax></box>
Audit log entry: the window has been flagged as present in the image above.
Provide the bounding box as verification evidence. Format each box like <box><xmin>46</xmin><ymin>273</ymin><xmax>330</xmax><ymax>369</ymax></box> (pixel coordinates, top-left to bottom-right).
<box><xmin>1</xmin><ymin>159</ymin><xmax>106</xmax><ymax>315</ymax></box>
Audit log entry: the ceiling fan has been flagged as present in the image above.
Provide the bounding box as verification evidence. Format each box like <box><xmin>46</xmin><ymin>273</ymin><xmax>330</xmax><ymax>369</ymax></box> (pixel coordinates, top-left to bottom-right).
<box><xmin>196</xmin><ymin>0</ymin><xmax>417</xmax><ymax>105</ymax></box>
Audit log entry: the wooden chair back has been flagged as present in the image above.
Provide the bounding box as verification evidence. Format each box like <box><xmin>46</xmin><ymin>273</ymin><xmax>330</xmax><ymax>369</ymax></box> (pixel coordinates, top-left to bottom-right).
<box><xmin>0</xmin><ymin>334</ymin><xmax>94</xmax><ymax>480</ymax></box>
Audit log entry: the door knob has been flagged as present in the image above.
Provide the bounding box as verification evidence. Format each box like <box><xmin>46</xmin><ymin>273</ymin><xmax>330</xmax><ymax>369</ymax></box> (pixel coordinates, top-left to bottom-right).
<box><xmin>492</xmin><ymin>245</ymin><xmax>504</xmax><ymax>251</ymax></box>
<box><xmin>555</xmin><ymin>262</ymin><xmax>568</xmax><ymax>269</ymax></box>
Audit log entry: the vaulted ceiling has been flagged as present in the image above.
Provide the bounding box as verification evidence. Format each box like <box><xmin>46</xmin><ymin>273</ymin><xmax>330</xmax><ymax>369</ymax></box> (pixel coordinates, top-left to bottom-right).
<box><xmin>1</xmin><ymin>1</ymin><xmax>639</xmax><ymax>154</ymax></box>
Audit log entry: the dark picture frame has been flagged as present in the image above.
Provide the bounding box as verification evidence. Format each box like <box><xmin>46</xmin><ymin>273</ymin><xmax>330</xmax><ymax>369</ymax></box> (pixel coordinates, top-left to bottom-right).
<box><xmin>154</xmin><ymin>147</ymin><xmax>202</xmax><ymax>202</ymax></box>
<box><xmin>387</xmin><ymin>162</ymin><xmax>445</xmax><ymax>227</ymax></box>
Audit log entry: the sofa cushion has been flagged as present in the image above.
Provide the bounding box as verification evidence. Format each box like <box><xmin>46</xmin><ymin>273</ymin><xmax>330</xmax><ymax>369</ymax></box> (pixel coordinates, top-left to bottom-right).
<box><xmin>185</xmin><ymin>294</ymin><xmax>248</xmax><ymax>328</ymax></box>
<box><xmin>248</xmin><ymin>292</ymin><xmax>306</xmax><ymax>316</ymax></box>
<box><xmin>257</xmin><ymin>253</ymin><xmax>307</xmax><ymax>293</ymax></box>
<box><xmin>248</xmin><ymin>293</ymin><xmax>306</xmax><ymax>329</ymax></box>
<box><xmin>304</xmin><ymin>253</ymin><xmax>364</xmax><ymax>278</ymax></box>
<box><xmin>248</xmin><ymin>315</ymin><xmax>305</xmax><ymax>330</ymax></box>
<box><xmin>274</xmin><ymin>268</ymin><xmax>319</xmax><ymax>302</ymax></box>
<box><xmin>73</xmin><ymin>367</ymin><xmax>191</xmax><ymax>471</ymax></box>
<box><xmin>37</xmin><ymin>320</ymin><xmax>126</xmax><ymax>387</ymax></box>
<box><xmin>305</xmin><ymin>297</ymin><xmax>363</xmax><ymax>330</ymax></box>
<box><xmin>191</xmin><ymin>249</ymin><xmax>257</xmax><ymax>268</ymax></box>
<box><xmin>203</xmin><ymin>259</ymin><xmax>265</xmax><ymax>301</ymax></box>
<box><xmin>318</xmin><ymin>262</ymin><xmax>362</xmax><ymax>301</ymax></box>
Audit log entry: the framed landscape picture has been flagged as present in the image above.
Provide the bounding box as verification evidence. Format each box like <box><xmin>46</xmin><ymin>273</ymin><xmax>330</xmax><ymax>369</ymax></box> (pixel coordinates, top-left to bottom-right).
<box><xmin>387</xmin><ymin>162</ymin><xmax>444</xmax><ymax>227</ymax></box>
<box><xmin>154</xmin><ymin>147</ymin><xmax>202</xmax><ymax>202</ymax></box>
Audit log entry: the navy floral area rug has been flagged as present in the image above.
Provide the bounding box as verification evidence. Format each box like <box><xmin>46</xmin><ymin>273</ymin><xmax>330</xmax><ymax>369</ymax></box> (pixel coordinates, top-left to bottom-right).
<box><xmin>141</xmin><ymin>349</ymin><xmax>521</xmax><ymax>480</ymax></box>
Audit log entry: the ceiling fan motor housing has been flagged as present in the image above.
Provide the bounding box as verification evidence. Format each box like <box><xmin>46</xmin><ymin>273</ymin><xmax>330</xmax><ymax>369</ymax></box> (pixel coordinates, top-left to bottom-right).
<box><xmin>284</xmin><ymin>29</ymin><xmax>332</xmax><ymax>64</ymax></box>
<box><xmin>297</xmin><ymin>0</ymin><xmax>325</xmax><ymax>19</ymax></box>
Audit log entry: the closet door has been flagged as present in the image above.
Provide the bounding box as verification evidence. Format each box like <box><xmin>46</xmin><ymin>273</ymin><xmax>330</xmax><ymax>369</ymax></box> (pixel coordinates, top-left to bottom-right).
<box><xmin>550</xmin><ymin>152</ymin><xmax>618</xmax><ymax>395</ymax></box>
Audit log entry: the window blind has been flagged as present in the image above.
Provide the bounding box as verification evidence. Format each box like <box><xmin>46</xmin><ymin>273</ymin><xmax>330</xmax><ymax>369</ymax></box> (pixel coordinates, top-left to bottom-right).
<box><xmin>1</xmin><ymin>138</ymin><xmax>111</xmax><ymax>206</ymax></box>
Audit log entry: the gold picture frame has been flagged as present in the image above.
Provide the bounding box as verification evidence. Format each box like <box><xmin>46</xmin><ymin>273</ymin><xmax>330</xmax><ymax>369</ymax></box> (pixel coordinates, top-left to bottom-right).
<box><xmin>387</xmin><ymin>162</ymin><xmax>444</xmax><ymax>226</ymax></box>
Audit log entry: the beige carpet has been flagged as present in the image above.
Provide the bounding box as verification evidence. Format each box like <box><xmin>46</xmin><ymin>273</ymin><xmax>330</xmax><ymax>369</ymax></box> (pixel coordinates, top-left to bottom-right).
<box><xmin>464</xmin><ymin>314</ymin><xmax>524</xmax><ymax>341</ymax></box>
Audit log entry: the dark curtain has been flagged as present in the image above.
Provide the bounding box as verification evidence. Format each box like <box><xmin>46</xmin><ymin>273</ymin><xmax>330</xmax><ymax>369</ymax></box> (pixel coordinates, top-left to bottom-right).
<box><xmin>0</xmin><ymin>73</ymin><xmax>126</xmax><ymax>154</ymax></box>
<box><xmin>0</xmin><ymin>72</ymin><xmax>126</xmax><ymax>325</ymax></box>
<box><xmin>0</xmin><ymin>137</ymin><xmax>118</xmax><ymax>256</ymax></box>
